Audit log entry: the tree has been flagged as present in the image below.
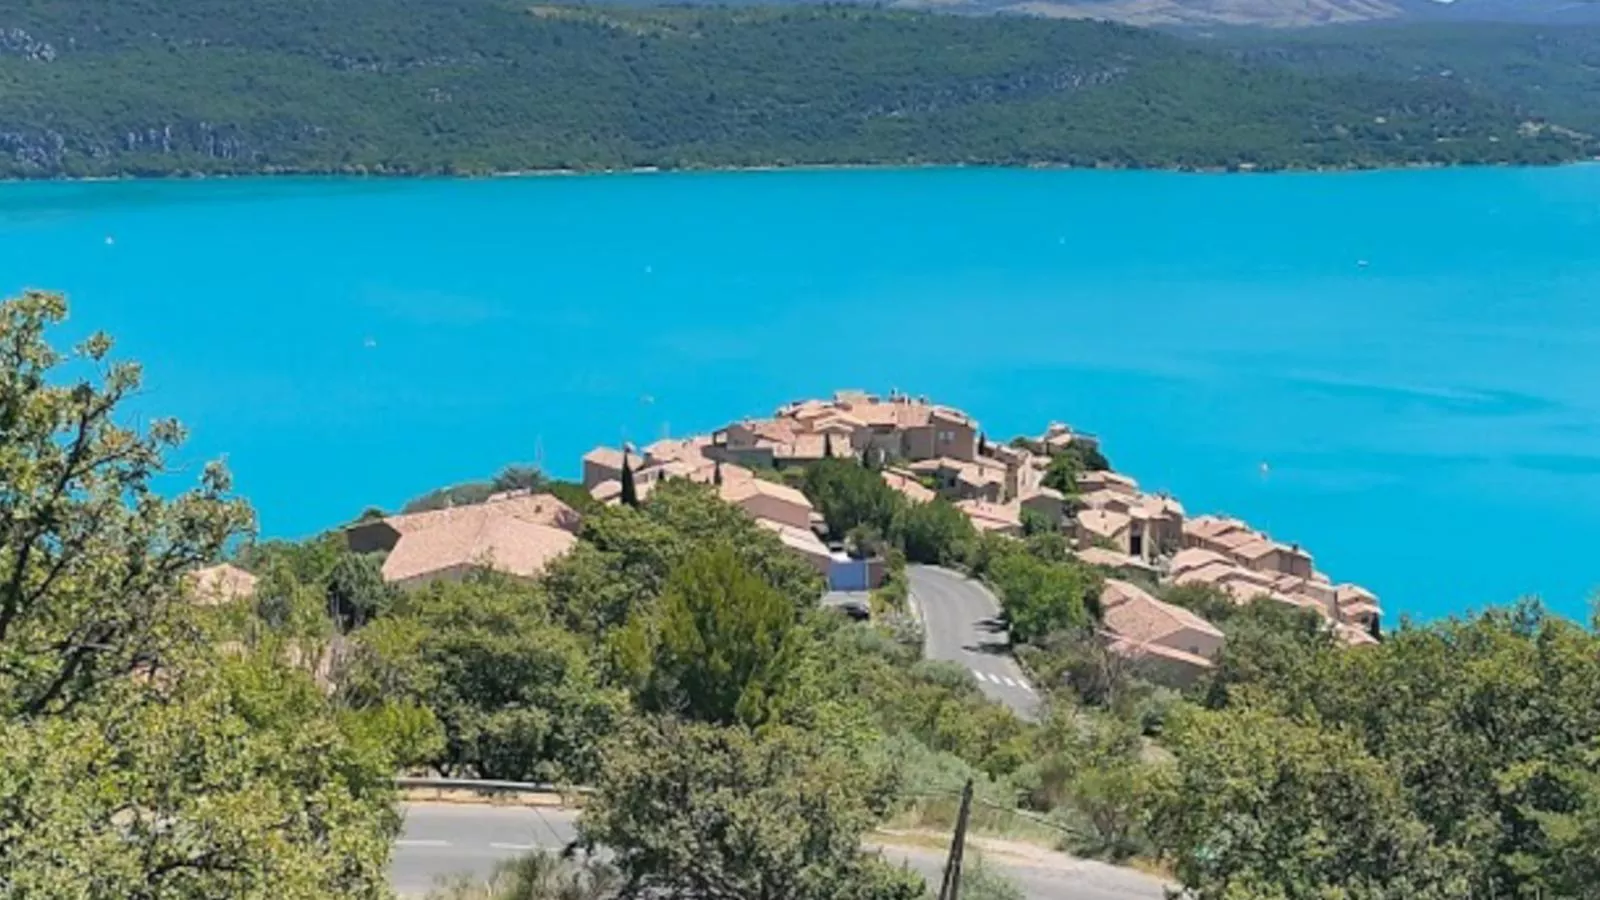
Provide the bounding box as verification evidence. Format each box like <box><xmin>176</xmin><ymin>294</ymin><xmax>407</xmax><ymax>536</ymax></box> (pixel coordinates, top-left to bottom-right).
<box><xmin>0</xmin><ymin>290</ymin><xmax>393</xmax><ymax>898</ymax></box>
<box><xmin>0</xmin><ymin>291</ymin><xmax>253</xmax><ymax>716</ymax></box>
<box><xmin>578</xmin><ymin>717</ymin><xmax>924</xmax><ymax>900</ymax></box>
<box><xmin>491</xmin><ymin>464</ymin><xmax>546</xmax><ymax>494</ymax></box>
<box><xmin>1159</xmin><ymin>583</ymin><xmax>1236</xmax><ymax>626</ymax></box>
<box><xmin>1147</xmin><ymin>706</ymin><xmax>1461</xmax><ymax>899</ymax></box>
<box><xmin>802</xmin><ymin>458</ymin><xmax>903</xmax><ymax>539</ymax></box>
<box><xmin>619</xmin><ymin>451</ymin><xmax>639</xmax><ymax>508</ymax></box>
<box><xmin>0</xmin><ymin>649</ymin><xmax>399</xmax><ymax>900</ymax></box>
<box><xmin>1041</xmin><ymin>453</ymin><xmax>1081</xmax><ymax>497</ymax></box>
<box><xmin>338</xmin><ymin>575</ymin><xmax>625</xmax><ymax>783</ymax></box>
<box><xmin>988</xmin><ymin>551</ymin><xmax>1095</xmax><ymax>645</ymax></box>
<box><xmin>638</xmin><ymin>544</ymin><xmax>806</xmax><ymax>727</ymax></box>
<box><xmin>824</xmin><ymin>432</ymin><xmax>835</xmax><ymax>458</ymax></box>
<box><xmin>326</xmin><ymin>551</ymin><xmax>397</xmax><ymax>633</ymax></box>
<box><xmin>892</xmin><ymin>499</ymin><xmax>975</xmax><ymax>566</ymax></box>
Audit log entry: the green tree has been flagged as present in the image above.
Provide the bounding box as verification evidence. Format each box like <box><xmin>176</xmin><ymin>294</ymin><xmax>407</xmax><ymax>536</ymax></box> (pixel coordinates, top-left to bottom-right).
<box><xmin>578</xmin><ymin>717</ymin><xmax>924</xmax><ymax>900</ymax></box>
<box><xmin>639</xmin><ymin>544</ymin><xmax>806</xmax><ymax>727</ymax></box>
<box><xmin>339</xmin><ymin>575</ymin><xmax>624</xmax><ymax>782</ymax></box>
<box><xmin>1159</xmin><ymin>583</ymin><xmax>1237</xmax><ymax>626</ymax></box>
<box><xmin>326</xmin><ymin>551</ymin><xmax>398</xmax><ymax>633</ymax></box>
<box><xmin>1041</xmin><ymin>454</ymin><xmax>1081</xmax><ymax>497</ymax></box>
<box><xmin>0</xmin><ymin>291</ymin><xmax>253</xmax><ymax>716</ymax></box>
<box><xmin>1148</xmin><ymin>705</ymin><xmax>1462</xmax><ymax>899</ymax></box>
<box><xmin>619</xmin><ymin>453</ymin><xmax>639</xmax><ymax>508</ymax></box>
<box><xmin>0</xmin><ymin>289</ymin><xmax>393</xmax><ymax>899</ymax></box>
<box><xmin>0</xmin><ymin>650</ymin><xmax>399</xmax><ymax>900</ymax></box>
<box><xmin>803</xmin><ymin>458</ymin><xmax>903</xmax><ymax>539</ymax></box>
<box><xmin>988</xmin><ymin>551</ymin><xmax>1096</xmax><ymax>645</ymax></box>
<box><xmin>892</xmin><ymin>499</ymin><xmax>975</xmax><ymax>566</ymax></box>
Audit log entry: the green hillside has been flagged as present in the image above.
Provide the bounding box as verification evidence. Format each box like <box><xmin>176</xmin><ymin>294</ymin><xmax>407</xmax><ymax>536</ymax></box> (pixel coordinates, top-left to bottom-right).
<box><xmin>0</xmin><ymin>1</ymin><xmax>1591</xmax><ymax>178</ymax></box>
<box><xmin>1217</xmin><ymin>23</ymin><xmax>1600</xmax><ymax>136</ymax></box>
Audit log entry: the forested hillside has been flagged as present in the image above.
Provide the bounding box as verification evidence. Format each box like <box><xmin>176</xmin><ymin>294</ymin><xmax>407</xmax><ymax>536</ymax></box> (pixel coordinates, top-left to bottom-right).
<box><xmin>0</xmin><ymin>0</ymin><xmax>1590</xmax><ymax>178</ymax></box>
<box><xmin>1218</xmin><ymin>23</ymin><xmax>1600</xmax><ymax>136</ymax></box>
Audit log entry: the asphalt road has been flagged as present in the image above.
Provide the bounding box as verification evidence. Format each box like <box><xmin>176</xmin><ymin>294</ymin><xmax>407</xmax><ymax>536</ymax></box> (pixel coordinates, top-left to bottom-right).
<box><xmin>907</xmin><ymin>565</ymin><xmax>1039</xmax><ymax>719</ymax></box>
<box><xmin>393</xmin><ymin>804</ymin><xmax>1166</xmax><ymax>900</ymax></box>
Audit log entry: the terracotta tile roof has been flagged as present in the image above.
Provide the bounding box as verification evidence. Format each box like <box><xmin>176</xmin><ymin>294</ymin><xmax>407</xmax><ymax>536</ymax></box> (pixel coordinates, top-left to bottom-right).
<box><xmin>755</xmin><ymin>518</ymin><xmax>834</xmax><ymax>561</ymax></box>
<box><xmin>188</xmin><ymin>563</ymin><xmax>258</xmax><ymax>605</ymax></box>
<box><xmin>583</xmin><ymin>446</ymin><xmax>626</xmax><ymax>469</ymax></box>
<box><xmin>1140</xmin><ymin>494</ymin><xmax>1185</xmax><ymax>518</ymax></box>
<box><xmin>1185</xmin><ymin>516</ymin><xmax>1250</xmax><ymax>540</ymax></box>
<box><xmin>1211</xmin><ymin>530</ymin><xmax>1263</xmax><ymax>551</ymax></box>
<box><xmin>1106</xmin><ymin>637</ymin><xmax>1215</xmax><ymax>670</ymax></box>
<box><xmin>909</xmin><ymin>456</ymin><xmax>1005</xmax><ymax>485</ymax></box>
<box><xmin>956</xmin><ymin>499</ymin><xmax>1022</xmax><ymax>532</ymax></box>
<box><xmin>1169</xmin><ymin>548</ymin><xmax>1232</xmax><ymax>577</ymax></box>
<box><xmin>1232</xmin><ymin>538</ymin><xmax>1283</xmax><ymax>560</ymax></box>
<box><xmin>1075</xmin><ymin>547</ymin><xmax>1155</xmax><ymax>571</ymax></box>
<box><xmin>1101</xmin><ymin>578</ymin><xmax>1223</xmax><ymax>646</ymax></box>
<box><xmin>1336</xmin><ymin>583</ymin><xmax>1378</xmax><ymax>605</ymax></box>
<box><xmin>643</xmin><ymin>436</ymin><xmax>712</xmax><ymax>465</ymax></box>
<box><xmin>720</xmin><ymin>477</ymin><xmax>815</xmax><ymax>511</ymax></box>
<box><xmin>930</xmin><ymin>405</ymin><xmax>974</xmax><ymax>427</ymax></box>
<box><xmin>381</xmin><ymin>508</ymin><xmax>577</xmax><ymax>585</ymax></box>
<box><xmin>771</xmin><ymin>433</ymin><xmax>831</xmax><ymax>460</ymax></box>
<box><xmin>882</xmin><ymin>469</ymin><xmax>936</xmax><ymax>504</ymax></box>
<box><xmin>383</xmin><ymin>493</ymin><xmax>582</xmax><ymax>536</ymax></box>
<box><xmin>1080</xmin><ymin>488</ymin><xmax>1134</xmax><ymax>512</ymax></box>
<box><xmin>1077</xmin><ymin>508</ymin><xmax>1131</xmax><ymax>539</ymax></box>
<box><xmin>1078</xmin><ymin>470</ymin><xmax>1139</xmax><ymax>492</ymax></box>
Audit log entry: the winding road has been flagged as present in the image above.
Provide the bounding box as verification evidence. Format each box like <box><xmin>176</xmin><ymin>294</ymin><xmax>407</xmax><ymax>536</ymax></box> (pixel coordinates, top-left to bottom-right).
<box><xmin>392</xmin><ymin>804</ymin><xmax>1165</xmax><ymax>900</ymax></box>
<box><xmin>907</xmin><ymin>564</ymin><xmax>1040</xmax><ymax>719</ymax></box>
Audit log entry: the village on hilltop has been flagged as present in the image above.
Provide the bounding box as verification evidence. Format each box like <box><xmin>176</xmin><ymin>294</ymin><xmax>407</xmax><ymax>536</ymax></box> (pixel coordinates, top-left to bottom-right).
<box><xmin>577</xmin><ymin>389</ymin><xmax>1382</xmax><ymax>674</ymax></box>
<box><xmin>190</xmin><ymin>389</ymin><xmax>1381</xmax><ymax>683</ymax></box>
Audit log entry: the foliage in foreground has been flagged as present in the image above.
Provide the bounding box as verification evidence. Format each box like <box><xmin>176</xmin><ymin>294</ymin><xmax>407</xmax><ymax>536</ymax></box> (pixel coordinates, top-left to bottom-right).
<box><xmin>578</xmin><ymin>717</ymin><xmax>925</xmax><ymax>900</ymax></box>
<box><xmin>0</xmin><ymin>291</ymin><xmax>396</xmax><ymax>898</ymax></box>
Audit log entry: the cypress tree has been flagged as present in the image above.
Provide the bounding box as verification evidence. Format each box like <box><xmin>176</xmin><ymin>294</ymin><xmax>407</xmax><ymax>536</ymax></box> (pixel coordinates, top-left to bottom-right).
<box><xmin>620</xmin><ymin>450</ymin><xmax>639</xmax><ymax>508</ymax></box>
<box><xmin>824</xmin><ymin>433</ymin><xmax>835</xmax><ymax>459</ymax></box>
<box><xmin>979</xmin><ymin>432</ymin><xmax>990</xmax><ymax>457</ymax></box>
<box><xmin>713</xmin><ymin>459</ymin><xmax>724</xmax><ymax>487</ymax></box>
<box><xmin>1367</xmin><ymin>614</ymin><xmax>1382</xmax><ymax>643</ymax></box>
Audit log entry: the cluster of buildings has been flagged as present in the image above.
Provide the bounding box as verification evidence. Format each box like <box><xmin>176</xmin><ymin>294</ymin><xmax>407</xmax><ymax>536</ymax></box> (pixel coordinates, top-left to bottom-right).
<box><xmin>189</xmin><ymin>389</ymin><xmax>1382</xmax><ymax>686</ymax></box>
<box><xmin>577</xmin><ymin>389</ymin><xmax>1381</xmax><ymax>682</ymax></box>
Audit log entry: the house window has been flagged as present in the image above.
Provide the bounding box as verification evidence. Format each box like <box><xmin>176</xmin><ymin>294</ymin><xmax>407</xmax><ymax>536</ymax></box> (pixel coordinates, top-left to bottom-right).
<box><xmin>938</xmin><ymin>430</ymin><xmax>954</xmax><ymax>443</ymax></box>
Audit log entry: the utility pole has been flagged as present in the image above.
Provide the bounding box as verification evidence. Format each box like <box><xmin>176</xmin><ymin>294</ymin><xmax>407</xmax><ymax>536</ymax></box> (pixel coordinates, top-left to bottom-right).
<box><xmin>937</xmin><ymin>779</ymin><xmax>975</xmax><ymax>900</ymax></box>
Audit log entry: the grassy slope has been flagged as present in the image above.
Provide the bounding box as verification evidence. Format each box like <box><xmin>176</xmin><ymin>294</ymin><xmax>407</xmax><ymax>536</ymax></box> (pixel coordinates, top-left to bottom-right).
<box><xmin>0</xmin><ymin>1</ymin><xmax>1591</xmax><ymax>177</ymax></box>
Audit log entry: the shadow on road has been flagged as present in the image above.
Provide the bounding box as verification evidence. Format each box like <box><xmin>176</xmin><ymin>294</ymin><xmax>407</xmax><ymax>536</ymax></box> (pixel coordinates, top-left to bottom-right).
<box><xmin>967</xmin><ymin>617</ymin><xmax>1015</xmax><ymax>656</ymax></box>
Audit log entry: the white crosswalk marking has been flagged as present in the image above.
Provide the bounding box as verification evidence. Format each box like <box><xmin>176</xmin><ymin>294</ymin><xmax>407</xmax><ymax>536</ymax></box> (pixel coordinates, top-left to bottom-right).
<box><xmin>1001</xmin><ymin>676</ymin><xmax>1019</xmax><ymax>688</ymax></box>
<box><xmin>970</xmin><ymin>668</ymin><xmax>992</xmax><ymax>683</ymax></box>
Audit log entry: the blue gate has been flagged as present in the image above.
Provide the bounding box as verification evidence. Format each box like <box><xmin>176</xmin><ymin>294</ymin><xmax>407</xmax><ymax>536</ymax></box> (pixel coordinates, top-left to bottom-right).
<box><xmin>828</xmin><ymin>559</ymin><xmax>870</xmax><ymax>592</ymax></box>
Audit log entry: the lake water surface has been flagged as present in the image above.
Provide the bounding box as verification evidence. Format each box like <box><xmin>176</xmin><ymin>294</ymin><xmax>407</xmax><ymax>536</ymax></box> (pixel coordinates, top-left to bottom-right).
<box><xmin>4</xmin><ymin>166</ymin><xmax>1600</xmax><ymax>621</ymax></box>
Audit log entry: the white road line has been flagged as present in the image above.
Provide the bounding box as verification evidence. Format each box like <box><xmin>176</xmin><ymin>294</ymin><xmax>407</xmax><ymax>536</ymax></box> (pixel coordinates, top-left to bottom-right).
<box><xmin>970</xmin><ymin>668</ymin><xmax>992</xmax><ymax>683</ymax></box>
<box><xmin>396</xmin><ymin>839</ymin><xmax>452</xmax><ymax>848</ymax></box>
<box><xmin>1001</xmin><ymin>676</ymin><xmax>1019</xmax><ymax>688</ymax></box>
<box><xmin>490</xmin><ymin>842</ymin><xmax>536</xmax><ymax>851</ymax></box>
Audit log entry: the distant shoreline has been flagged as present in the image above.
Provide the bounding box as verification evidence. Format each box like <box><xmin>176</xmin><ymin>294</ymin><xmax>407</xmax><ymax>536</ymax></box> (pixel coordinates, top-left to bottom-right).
<box><xmin>6</xmin><ymin>155</ymin><xmax>1600</xmax><ymax>186</ymax></box>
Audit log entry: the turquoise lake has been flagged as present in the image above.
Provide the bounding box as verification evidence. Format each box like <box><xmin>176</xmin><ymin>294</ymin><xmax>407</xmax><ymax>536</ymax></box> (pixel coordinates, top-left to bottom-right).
<box><xmin>3</xmin><ymin>166</ymin><xmax>1600</xmax><ymax>622</ymax></box>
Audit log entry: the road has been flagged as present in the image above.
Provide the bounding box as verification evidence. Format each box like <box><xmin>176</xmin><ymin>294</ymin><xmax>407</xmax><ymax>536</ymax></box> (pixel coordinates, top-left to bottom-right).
<box><xmin>393</xmin><ymin>804</ymin><xmax>1166</xmax><ymax>900</ymax></box>
<box><xmin>907</xmin><ymin>565</ymin><xmax>1039</xmax><ymax>719</ymax></box>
